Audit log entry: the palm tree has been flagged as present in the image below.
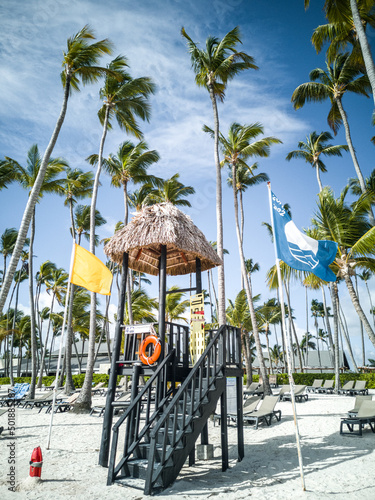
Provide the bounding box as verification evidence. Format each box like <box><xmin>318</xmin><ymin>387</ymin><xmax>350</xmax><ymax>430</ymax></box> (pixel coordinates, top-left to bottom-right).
<box><xmin>59</xmin><ymin>167</ymin><xmax>94</xmax><ymax>237</ymax></box>
<box><xmin>292</xmin><ymin>53</ymin><xmax>372</xmax><ymax>209</ymax></box>
<box><xmin>3</xmin><ymin>144</ymin><xmax>66</xmax><ymax>397</ymax></box>
<box><xmin>358</xmin><ymin>270</ymin><xmax>375</xmax><ymax>329</ymax></box>
<box><xmin>128</xmin><ymin>184</ymin><xmax>155</xmax><ymax>211</ymax></box>
<box><xmin>257</xmin><ymin>298</ymin><xmax>282</xmax><ymax>374</ymax></box>
<box><xmin>149</xmin><ymin>174</ymin><xmax>195</xmax><ymax>206</ymax></box>
<box><xmin>312</xmin><ymin>186</ymin><xmax>375</xmax><ymax>347</ymax></box>
<box><xmin>0</xmin><ymin>228</ymin><xmax>18</xmax><ymax>278</ymax></box>
<box><xmin>64</xmin><ymin>204</ymin><xmax>106</xmax><ymax>393</ymax></box>
<box><xmin>286</xmin><ymin>131</ymin><xmax>348</xmax><ymax>192</ymax></box>
<box><xmin>77</xmin><ymin>56</ymin><xmax>155</xmax><ymax>412</ymax></box>
<box><xmin>164</xmin><ymin>286</ymin><xmax>190</xmax><ymax>323</ymax></box>
<box><xmin>309</xmin><ymin>0</ymin><xmax>375</xmax><ymax>68</ymax></box>
<box><xmin>0</xmin><ymin>26</ymin><xmax>113</xmax><ymax>313</ymax></box>
<box><xmin>306</xmin><ymin>0</ymin><xmax>375</xmax><ymax>104</ymax></box>
<box><xmin>218</xmin><ymin>121</ymin><xmax>280</xmax><ymax>393</ymax></box>
<box><xmin>93</xmin><ymin>140</ymin><xmax>159</xmax><ymax>224</ymax></box>
<box><xmin>37</xmin><ymin>268</ymin><xmax>68</xmax><ymax>388</ymax></box>
<box><xmin>181</xmin><ymin>26</ymin><xmax>258</xmax><ymax>326</ymax></box>
<box><xmin>226</xmin><ymin>289</ymin><xmax>261</xmax><ymax>387</ymax></box>
<box><xmin>124</xmin><ymin>289</ymin><xmax>157</xmax><ymax>324</ymax></box>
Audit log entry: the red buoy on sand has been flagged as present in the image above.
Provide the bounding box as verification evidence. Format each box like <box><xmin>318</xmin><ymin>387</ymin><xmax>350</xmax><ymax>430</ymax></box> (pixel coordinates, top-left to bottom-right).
<box><xmin>29</xmin><ymin>446</ymin><xmax>43</xmax><ymax>478</ymax></box>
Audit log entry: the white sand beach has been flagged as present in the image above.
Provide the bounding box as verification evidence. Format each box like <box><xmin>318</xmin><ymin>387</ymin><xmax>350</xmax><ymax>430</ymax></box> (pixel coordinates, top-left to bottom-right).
<box><xmin>1</xmin><ymin>389</ymin><xmax>374</xmax><ymax>500</ymax></box>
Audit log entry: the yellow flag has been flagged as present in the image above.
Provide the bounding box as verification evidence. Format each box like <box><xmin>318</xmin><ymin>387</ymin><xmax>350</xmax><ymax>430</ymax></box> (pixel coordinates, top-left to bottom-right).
<box><xmin>70</xmin><ymin>244</ymin><xmax>112</xmax><ymax>295</ymax></box>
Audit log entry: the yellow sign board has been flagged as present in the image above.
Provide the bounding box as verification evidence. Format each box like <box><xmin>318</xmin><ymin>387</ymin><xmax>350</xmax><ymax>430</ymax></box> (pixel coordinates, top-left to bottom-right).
<box><xmin>190</xmin><ymin>293</ymin><xmax>205</xmax><ymax>364</ymax></box>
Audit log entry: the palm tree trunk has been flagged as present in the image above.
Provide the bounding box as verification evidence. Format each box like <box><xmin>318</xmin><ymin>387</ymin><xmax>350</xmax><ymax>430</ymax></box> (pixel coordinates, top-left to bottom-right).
<box><xmin>338</xmin><ymin>303</ymin><xmax>358</xmax><ymax>372</ymax></box>
<box><xmin>64</xmin><ymin>284</ymin><xmax>76</xmax><ymax>393</ymax></box>
<box><xmin>355</xmin><ymin>276</ymin><xmax>366</xmax><ymax>366</ymax></box>
<box><xmin>208</xmin><ymin>84</ymin><xmax>225</xmax><ymax>326</ymax></box>
<box><xmin>0</xmin><ymin>76</ymin><xmax>72</xmax><ymax>314</ymax></box>
<box><xmin>284</xmin><ymin>281</ymin><xmax>298</xmax><ymax>373</ymax></box>
<box><xmin>29</xmin><ymin>209</ymin><xmax>37</xmax><ymax>399</ymax></box>
<box><xmin>350</xmin><ymin>0</ymin><xmax>375</xmax><ymax>106</ymax></box>
<box><xmin>265</xmin><ymin>330</ymin><xmax>273</xmax><ymax>374</ymax></box>
<box><xmin>210</xmin><ymin>269</ymin><xmax>219</xmax><ymax>320</ymax></box>
<box><xmin>76</xmin><ymin>106</ymin><xmax>109</xmax><ymax>412</ymax></box>
<box><xmin>336</xmin><ymin>97</ymin><xmax>375</xmax><ymax>224</ymax></box>
<box><xmin>330</xmin><ymin>282</ymin><xmax>341</xmax><ymax>393</ymax></box>
<box><xmin>305</xmin><ymin>286</ymin><xmax>309</xmax><ymax>366</ymax></box>
<box><xmin>37</xmin><ymin>294</ymin><xmax>55</xmax><ymax>388</ymax></box>
<box><xmin>321</xmin><ymin>285</ymin><xmax>335</xmax><ymax>366</ymax></box>
<box><xmin>364</xmin><ymin>280</ymin><xmax>375</xmax><ymax>329</ymax></box>
<box><xmin>239</xmin><ymin>190</ymin><xmax>245</xmax><ymax>289</ymax></box>
<box><xmin>241</xmin><ymin>332</ymin><xmax>252</xmax><ymax>388</ymax></box>
<box><xmin>343</xmin><ymin>271</ymin><xmax>375</xmax><ymax>347</ymax></box>
<box><xmin>123</xmin><ymin>182</ymin><xmax>134</xmax><ymax>326</ymax></box>
<box><xmin>315</xmin><ymin>164</ymin><xmax>323</xmax><ymax>192</ymax></box>
<box><xmin>10</xmin><ymin>278</ymin><xmax>22</xmax><ymax>385</ymax></box>
<box><xmin>231</xmin><ymin>162</ymin><xmax>270</xmax><ymax>395</ymax></box>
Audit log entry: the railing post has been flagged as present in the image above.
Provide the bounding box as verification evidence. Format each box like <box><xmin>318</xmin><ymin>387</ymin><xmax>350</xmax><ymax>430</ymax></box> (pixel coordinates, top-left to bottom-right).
<box><xmin>99</xmin><ymin>251</ymin><xmax>128</xmax><ymax>467</ymax></box>
<box><xmin>127</xmin><ymin>362</ymin><xmax>141</xmax><ymax>447</ymax></box>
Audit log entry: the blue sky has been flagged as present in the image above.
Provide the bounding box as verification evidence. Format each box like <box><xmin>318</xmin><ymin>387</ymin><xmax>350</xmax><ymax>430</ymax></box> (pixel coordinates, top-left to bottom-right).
<box><xmin>1</xmin><ymin>0</ymin><xmax>375</xmax><ymax>367</ymax></box>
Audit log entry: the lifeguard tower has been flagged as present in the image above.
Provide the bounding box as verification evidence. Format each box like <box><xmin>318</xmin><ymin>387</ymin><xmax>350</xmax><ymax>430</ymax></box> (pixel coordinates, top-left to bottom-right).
<box><xmin>99</xmin><ymin>203</ymin><xmax>243</xmax><ymax>495</ymax></box>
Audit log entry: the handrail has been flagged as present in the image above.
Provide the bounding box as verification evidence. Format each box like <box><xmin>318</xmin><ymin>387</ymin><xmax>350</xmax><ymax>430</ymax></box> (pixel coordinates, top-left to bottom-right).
<box><xmin>107</xmin><ymin>349</ymin><xmax>176</xmax><ymax>485</ymax></box>
<box><xmin>150</xmin><ymin>325</ymin><xmax>225</xmax><ymax>437</ymax></box>
<box><xmin>144</xmin><ymin>325</ymin><xmax>227</xmax><ymax>494</ymax></box>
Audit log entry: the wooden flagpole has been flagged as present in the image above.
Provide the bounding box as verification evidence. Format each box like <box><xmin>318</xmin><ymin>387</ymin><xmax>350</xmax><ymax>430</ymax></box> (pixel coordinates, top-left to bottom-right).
<box><xmin>267</xmin><ymin>182</ymin><xmax>306</xmax><ymax>490</ymax></box>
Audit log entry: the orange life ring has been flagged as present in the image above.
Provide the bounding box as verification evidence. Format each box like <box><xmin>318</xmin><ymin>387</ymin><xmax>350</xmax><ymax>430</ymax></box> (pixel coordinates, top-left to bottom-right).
<box><xmin>139</xmin><ymin>335</ymin><xmax>161</xmax><ymax>365</ymax></box>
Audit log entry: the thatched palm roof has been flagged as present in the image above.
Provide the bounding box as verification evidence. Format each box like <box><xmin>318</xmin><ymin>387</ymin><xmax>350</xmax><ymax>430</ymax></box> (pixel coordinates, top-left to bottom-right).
<box><xmin>104</xmin><ymin>203</ymin><xmax>222</xmax><ymax>276</ymax></box>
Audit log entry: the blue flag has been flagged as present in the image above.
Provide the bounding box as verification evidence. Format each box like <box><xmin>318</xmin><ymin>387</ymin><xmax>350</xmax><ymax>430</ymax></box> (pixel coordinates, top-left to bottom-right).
<box><xmin>271</xmin><ymin>191</ymin><xmax>337</xmax><ymax>282</ymax></box>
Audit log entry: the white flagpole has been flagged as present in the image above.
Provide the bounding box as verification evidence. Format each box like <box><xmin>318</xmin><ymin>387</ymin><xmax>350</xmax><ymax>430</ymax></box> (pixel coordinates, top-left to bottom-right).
<box><xmin>267</xmin><ymin>182</ymin><xmax>306</xmax><ymax>491</ymax></box>
<box><xmin>46</xmin><ymin>241</ymin><xmax>76</xmax><ymax>450</ymax></box>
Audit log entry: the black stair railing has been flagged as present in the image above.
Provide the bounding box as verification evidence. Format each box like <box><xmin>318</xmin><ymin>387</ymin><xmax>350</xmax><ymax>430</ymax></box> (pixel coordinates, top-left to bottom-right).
<box><xmin>107</xmin><ymin>349</ymin><xmax>176</xmax><ymax>486</ymax></box>
<box><xmin>144</xmin><ymin>325</ymin><xmax>228</xmax><ymax>495</ymax></box>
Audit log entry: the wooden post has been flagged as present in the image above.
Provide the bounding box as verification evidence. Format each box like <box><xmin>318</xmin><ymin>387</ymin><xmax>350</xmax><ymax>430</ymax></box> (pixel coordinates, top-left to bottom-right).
<box><xmin>99</xmin><ymin>252</ymin><xmax>128</xmax><ymax>467</ymax></box>
<box><xmin>158</xmin><ymin>245</ymin><xmax>167</xmax><ymax>361</ymax></box>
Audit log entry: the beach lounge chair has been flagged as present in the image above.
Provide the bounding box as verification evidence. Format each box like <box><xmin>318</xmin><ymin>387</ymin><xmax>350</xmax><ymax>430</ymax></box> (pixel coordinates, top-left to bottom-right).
<box><xmin>278</xmin><ymin>385</ymin><xmax>290</xmax><ymax>398</ymax></box>
<box><xmin>347</xmin><ymin>395</ymin><xmax>372</xmax><ymax>417</ymax></box>
<box><xmin>243</xmin><ymin>382</ymin><xmax>260</xmax><ymax>397</ymax></box>
<box><xmin>280</xmin><ymin>385</ymin><xmax>308</xmax><ymax>402</ymax></box>
<box><xmin>269</xmin><ymin>374</ymin><xmax>278</xmax><ymax>388</ymax></box>
<box><xmin>306</xmin><ymin>379</ymin><xmax>323</xmax><ymax>393</ymax></box>
<box><xmin>90</xmin><ymin>391</ymin><xmax>132</xmax><ymax>417</ymax></box>
<box><xmin>91</xmin><ymin>381</ymin><xmax>106</xmax><ymax>396</ymax></box>
<box><xmin>350</xmin><ymin>380</ymin><xmax>368</xmax><ymax>396</ymax></box>
<box><xmin>243</xmin><ymin>396</ymin><xmax>281</xmax><ymax>429</ymax></box>
<box><xmin>213</xmin><ymin>396</ymin><xmax>261</xmax><ymax>426</ymax></box>
<box><xmin>340</xmin><ymin>400</ymin><xmax>375</xmax><ymax>436</ymax></box>
<box><xmin>338</xmin><ymin>380</ymin><xmax>355</xmax><ymax>395</ymax></box>
<box><xmin>20</xmin><ymin>389</ymin><xmax>64</xmax><ymax>409</ymax></box>
<box><xmin>0</xmin><ymin>383</ymin><xmax>30</xmax><ymax>406</ymax></box>
<box><xmin>44</xmin><ymin>392</ymin><xmax>80</xmax><ymax>413</ymax></box>
<box><xmin>317</xmin><ymin>379</ymin><xmax>334</xmax><ymax>394</ymax></box>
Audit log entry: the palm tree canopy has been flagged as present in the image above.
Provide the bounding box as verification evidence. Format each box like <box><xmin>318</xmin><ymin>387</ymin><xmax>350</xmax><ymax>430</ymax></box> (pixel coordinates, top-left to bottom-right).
<box><xmin>286</xmin><ymin>131</ymin><xmax>348</xmax><ymax>172</ymax></box>
<box><xmin>60</xmin><ymin>167</ymin><xmax>94</xmax><ymax>206</ymax></box>
<box><xmin>310</xmin><ymin>1</ymin><xmax>375</xmax><ymax>64</ymax></box>
<box><xmin>149</xmin><ymin>174</ymin><xmax>195</xmax><ymax>207</ymax></box>
<box><xmin>181</xmin><ymin>26</ymin><xmax>258</xmax><ymax>101</ymax></box>
<box><xmin>61</xmin><ymin>25</ymin><xmax>114</xmax><ymax>92</ymax></box>
<box><xmin>74</xmin><ymin>204</ymin><xmax>107</xmax><ymax>246</ymax></box>
<box><xmin>100</xmin><ymin>140</ymin><xmax>160</xmax><ymax>189</ymax></box>
<box><xmin>291</xmin><ymin>52</ymin><xmax>371</xmax><ymax>134</ymax></box>
<box><xmin>97</xmin><ymin>55</ymin><xmax>156</xmax><ymax>138</ymax></box>
<box><xmin>311</xmin><ymin>186</ymin><xmax>375</xmax><ymax>275</ymax></box>
<box><xmin>4</xmin><ymin>144</ymin><xmax>68</xmax><ymax>200</ymax></box>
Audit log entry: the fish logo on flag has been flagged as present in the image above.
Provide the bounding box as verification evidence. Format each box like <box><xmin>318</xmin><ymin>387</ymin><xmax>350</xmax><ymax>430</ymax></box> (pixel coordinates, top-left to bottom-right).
<box><xmin>271</xmin><ymin>191</ymin><xmax>337</xmax><ymax>282</ymax></box>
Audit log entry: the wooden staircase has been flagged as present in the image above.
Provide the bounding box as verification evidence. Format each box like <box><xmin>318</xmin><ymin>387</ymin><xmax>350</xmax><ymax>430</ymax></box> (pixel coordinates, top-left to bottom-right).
<box><xmin>106</xmin><ymin>325</ymin><xmax>240</xmax><ymax>495</ymax></box>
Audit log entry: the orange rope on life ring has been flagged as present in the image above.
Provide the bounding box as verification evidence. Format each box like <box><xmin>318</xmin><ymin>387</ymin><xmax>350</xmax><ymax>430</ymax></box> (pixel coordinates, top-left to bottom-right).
<box><xmin>139</xmin><ymin>335</ymin><xmax>161</xmax><ymax>366</ymax></box>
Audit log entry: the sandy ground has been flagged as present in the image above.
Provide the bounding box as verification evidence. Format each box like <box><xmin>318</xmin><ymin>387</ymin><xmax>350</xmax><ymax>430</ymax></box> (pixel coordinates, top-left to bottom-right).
<box><xmin>1</xmin><ymin>388</ymin><xmax>374</xmax><ymax>500</ymax></box>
